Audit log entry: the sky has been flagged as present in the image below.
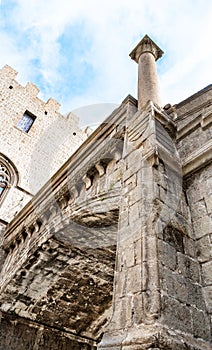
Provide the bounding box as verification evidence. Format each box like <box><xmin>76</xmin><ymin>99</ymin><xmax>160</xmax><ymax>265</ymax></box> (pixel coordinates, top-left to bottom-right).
<box><xmin>0</xmin><ymin>0</ymin><xmax>211</xmax><ymax>126</ymax></box>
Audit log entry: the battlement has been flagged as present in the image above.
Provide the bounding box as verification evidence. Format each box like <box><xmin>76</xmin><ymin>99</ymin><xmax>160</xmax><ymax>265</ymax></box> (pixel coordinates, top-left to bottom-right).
<box><xmin>0</xmin><ymin>64</ymin><xmax>18</xmax><ymax>80</ymax></box>
<box><xmin>0</xmin><ymin>64</ymin><xmax>62</xmax><ymax>113</ymax></box>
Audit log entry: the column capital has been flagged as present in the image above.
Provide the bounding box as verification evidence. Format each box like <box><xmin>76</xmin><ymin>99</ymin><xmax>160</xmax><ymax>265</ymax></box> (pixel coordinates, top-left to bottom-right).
<box><xmin>129</xmin><ymin>34</ymin><xmax>164</xmax><ymax>63</ymax></box>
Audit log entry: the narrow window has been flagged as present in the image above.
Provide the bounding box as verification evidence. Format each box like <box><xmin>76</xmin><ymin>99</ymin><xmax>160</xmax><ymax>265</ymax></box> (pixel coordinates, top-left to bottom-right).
<box><xmin>17</xmin><ymin>111</ymin><xmax>36</xmax><ymax>133</ymax></box>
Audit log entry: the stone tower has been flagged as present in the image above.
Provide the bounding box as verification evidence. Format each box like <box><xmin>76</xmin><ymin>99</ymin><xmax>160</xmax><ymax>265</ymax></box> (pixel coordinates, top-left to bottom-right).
<box><xmin>0</xmin><ymin>64</ymin><xmax>86</xmax><ymax>228</ymax></box>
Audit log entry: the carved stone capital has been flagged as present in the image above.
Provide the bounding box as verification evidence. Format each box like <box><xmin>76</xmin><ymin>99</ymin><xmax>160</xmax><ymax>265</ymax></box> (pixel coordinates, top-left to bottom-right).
<box><xmin>129</xmin><ymin>34</ymin><xmax>163</xmax><ymax>63</ymax></box>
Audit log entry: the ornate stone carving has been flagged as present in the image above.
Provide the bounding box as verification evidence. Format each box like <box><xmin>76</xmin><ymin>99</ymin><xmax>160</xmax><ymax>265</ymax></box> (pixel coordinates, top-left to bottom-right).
<box><xmin>129</xmin><ymin>34</ymin><xmax>164</xmax><ymax>62</ymax></box>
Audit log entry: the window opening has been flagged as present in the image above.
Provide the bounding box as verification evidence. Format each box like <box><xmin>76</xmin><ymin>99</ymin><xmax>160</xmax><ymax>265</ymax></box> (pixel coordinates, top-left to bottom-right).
<box><xmin>17</xmin><ymin>111</ymin><xmax>36</xmax><ymax>133</ymax></box>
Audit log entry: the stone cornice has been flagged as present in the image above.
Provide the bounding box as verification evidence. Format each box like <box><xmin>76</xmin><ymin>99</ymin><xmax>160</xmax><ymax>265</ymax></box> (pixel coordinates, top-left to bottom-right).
<box><xmin>176</xmin><ymin>84</ymin><xmax>212</xmax><ymax>110</ymax></box>
<box><xmin>176</xmin><ymin>100</ymin><xmax>212</xmax><ymax>122</ymax></box>
<box><xmin>182</xmin><ymin>139</ymin><xmax>212</xmax><ymax>177</ymax></box>
<box><xmin>129</xmin><ymin>34</ymin><xmax>164</xmax><ymax>63</ymax></box>
<box><xmin>177</xmin><ymin>109</ymin><xmax>212</xmax><ymax>141</ymax></box>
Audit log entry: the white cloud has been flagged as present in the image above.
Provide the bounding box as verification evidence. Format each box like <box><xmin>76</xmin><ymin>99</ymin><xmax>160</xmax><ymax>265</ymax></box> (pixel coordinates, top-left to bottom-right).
<box><xmin>0</xmin><ymin>0</ymin><xmax>211</xmax><ymax>124</ymax></box>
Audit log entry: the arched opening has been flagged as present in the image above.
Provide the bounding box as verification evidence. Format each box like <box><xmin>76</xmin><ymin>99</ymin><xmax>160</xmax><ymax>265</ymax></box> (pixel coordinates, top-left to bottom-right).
<box><xmin>0</xmin><ymin>154</ymin><xmax>18</xmax><ymax>205</ymax></box>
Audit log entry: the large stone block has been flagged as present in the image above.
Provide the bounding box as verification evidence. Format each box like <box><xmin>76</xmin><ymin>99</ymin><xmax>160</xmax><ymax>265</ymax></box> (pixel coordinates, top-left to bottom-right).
<box><xmin>201</xmin><ymin>261</ymin><xmax>212</xmax><ymax>286</ymax></box>
<box><xmin>161</xmin><ymin>267</ymin><xmax>189</xmax><ymax>304</ymax></box>
<box><xmin>191</xmin><ymin>307</ymin><xmax>211</xmax><ymax>340</ymax></box>
<box><xmin>177</xmin><ymin>252</ymin><xmax>200</xmax><ymax>283</ymax></box>
<box><xmin>161</xmin><ymin>296</ymin><xmax>192</xmax><ymax>333</ymax></box>
<box><xmin>196</xmin><ymin>234</ymin><xmax>211</xmax><ymax>262</ymax></box>
<box><xmin>202</xmin><ymin>286</ymin><xmax>212</xmax><ymax>313</ymax></box>
<box><xmin>204</xmin><ymin>193</ymin><xmax>212</xmax><ymax>214</ymax></box>
<box><xmin>158</xmin><ymin>239</ymin><xmax>177</xmax><ymax>271</ymax></box>
<box><xmin>183</xmin><ymin>236</ymin><xmax>196</xmax><ymax>258</ymax></box>
<box><xmin>190</xmin><ymin>200</ymin><xmax>208</xmax><ymax>222</ymax></box>
<box><xmin>193</xmin><ymin>216</ymin><xmax>212</xmax><ymax>239</ymax></box>
<box><xmin>126</xmin><ymin>265</ymin><xmax>142</xmax><ymax>294</ymax></box>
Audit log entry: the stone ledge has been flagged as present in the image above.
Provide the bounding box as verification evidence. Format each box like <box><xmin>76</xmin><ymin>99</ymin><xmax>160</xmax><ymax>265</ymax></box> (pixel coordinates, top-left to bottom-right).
<box><xmin>182</xmin><ymin>139</ymin><xmax>212</xmax><ymax>177</ymax></box>
<box><xmin>176</xmin><ymin>84</ymin><xmax>212</xmax><ymax>110</ymax></box>
<box><xmin>177</xmin><ymin>110</ymin><xmax>212</xmax><ymax>141</ymax></box>
<box><xmin>98</xmin><ymin>323</ymin><xmax>211</xmax><ymax>349</ymax></box>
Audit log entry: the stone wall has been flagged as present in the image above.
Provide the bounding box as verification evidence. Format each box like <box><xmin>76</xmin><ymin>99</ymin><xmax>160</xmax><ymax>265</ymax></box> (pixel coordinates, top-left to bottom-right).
<box><xmin>0</xmin><ymin>312</ymin><xmax>96</xmax><ymax>350</ymax></box>
<box><xmin>0</xmin><ymin>59</ymin><xmax>211</xmax><ymax>349</ymax></box>
<box><xmin>99</xmin><ymin>96</ymin><xmax>211</xmax><ymax>349</ymax></box>
<box><xmin>176</xmin><ymin>85</ymin><xmax>212</xmax><ymax>329</ymax></box>
<box><xmin>186</xmin><ymin>164</ymin><xmax>212</xmax><ymax>325</ymax></box>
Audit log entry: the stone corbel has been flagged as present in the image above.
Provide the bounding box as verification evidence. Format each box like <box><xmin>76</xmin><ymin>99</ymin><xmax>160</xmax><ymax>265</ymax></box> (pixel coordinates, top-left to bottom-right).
<box><xmin>114</xmin><ymin>150</ymin><xmax>122</xmax><ymax>162</ymax></box>
<box><xmin>9</xmin><ymin>242</ymin><xmax>15</xmax><ymax>252</ymax></box>
<box><xmin>71</xmin><ymin>186</ymin><xmax>79</xmax><ymax>199</ymax></box>
<box><xmin>58</xmin><ymin>194</ymin><xmax>69</xmax><ymax>209</ymax></box>
<box><xmin>83</xmin><ymin>174</ymin><xmax>92</xmax><ymax>189</ymax></box>
<box><xmin>49</xmin><ymin>204</ymin><xmax>58</xmax><ymax>218</ymax></box>
<box><xmin>25</xmin><ymin>226</ymin><xmax>33</xmax><ymax>238</ymax></box>
<box><xmin>20</xmin><ymin>228</ymin><xmax>28</xmax><ymax>242</ymax></box>
<box><xmin>14</xmin><ymin>236</ymin><xmax>21</xmax><ymax>249</ymax></box>
<box><xmin>33</xmin><ymin>220</ymin><xmax>40</xmax><ymax>233</ymax></box>
<box><xmin>16</xmin><ymin>232</ymin><xmax>25</xmax><ymax>245</ymax></box>
<box><xmin>95</xmin><ymin>162</ymin><xmax>105</xmax><ymax>177</ymax></box>
<box><xmin>39</xmin><ymin>211</ymin><xmax>49</xmax><ymax>226</ymax></box>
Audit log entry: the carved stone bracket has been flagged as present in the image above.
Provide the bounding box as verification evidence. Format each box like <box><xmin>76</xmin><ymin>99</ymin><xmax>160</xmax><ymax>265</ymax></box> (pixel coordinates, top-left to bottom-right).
<box><xmin>95</xmin><ymin>162</ymin><xmax>105</xmax><ymax>177</ymax></box>
<box><xmin>82</xmin><ymin>174</ymin><xmax>92</xmax><ymax>190</ymax></box>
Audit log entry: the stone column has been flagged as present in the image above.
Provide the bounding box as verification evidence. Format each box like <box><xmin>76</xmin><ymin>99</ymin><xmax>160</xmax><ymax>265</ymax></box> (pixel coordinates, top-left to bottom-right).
<box><xmin>98</xmin><ymin>35</ymin><xmax>210</xmax><ymax>347</ymax></box>
<box><xmin>130</xmin><ymin>35</ymin><xmax>163</xmax><ymax>110</ymax></box>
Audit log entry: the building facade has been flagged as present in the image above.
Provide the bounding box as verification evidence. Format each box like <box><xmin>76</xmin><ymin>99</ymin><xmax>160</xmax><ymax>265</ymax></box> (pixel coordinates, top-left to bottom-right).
<box><xmin>0</xmin><ymin>35</ymin><xmax>211</xmax><ymax>349</ymax></box>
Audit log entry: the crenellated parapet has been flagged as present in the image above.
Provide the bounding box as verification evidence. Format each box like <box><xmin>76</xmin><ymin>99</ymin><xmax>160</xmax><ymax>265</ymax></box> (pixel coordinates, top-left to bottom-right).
<box><xmin>0</xmin><ymin>65</ymin><xmax>61</xmax><ymax>110</ymax></box>
<box><xmin>0</xmin><ymin>64</ymin><xmax>18</xmax><ymax>80</ymax></box>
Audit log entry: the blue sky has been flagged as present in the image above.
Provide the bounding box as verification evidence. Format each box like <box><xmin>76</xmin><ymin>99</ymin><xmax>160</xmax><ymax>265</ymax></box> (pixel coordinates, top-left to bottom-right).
<box><xmin>0</xmin><ymin>0</ymin><xmax>211</xmax><ymax>126</ymax></box>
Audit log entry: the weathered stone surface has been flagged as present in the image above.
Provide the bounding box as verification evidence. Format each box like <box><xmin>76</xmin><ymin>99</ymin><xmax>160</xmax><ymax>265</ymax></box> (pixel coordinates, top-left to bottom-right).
<box><xmin>202</xmin><ymin>261</ymin><xmax>212</xmax><ymax>286</ymax></box>
<box><xmin>161</xmin><ymin>296</ymin><xmax>192</xmax><ymax>333</ymax></box>
<box><xmin>0</xmin><ymin>36</ymin><xmax>211</xmax><ymax>350</ymax></box>
<box><xmin>193</xmin><ymin>216</ymin><xmax>212</xmax><ymax>240</ymax></box>
<box><xmin>203</xmin><ymin>286</ymin><xmax>212</xmax><ymax>313</ymax></box>
<box><xmin>158</xmin><ymin>240</ymin><xmax>177</xmax><ymax>270</ymax></box>
<box><xmin>0</xmin><ymin>312</ymin><xmax>96</xmax><ymax>350</ymax></box>
<box><xmin>177</xmin><ymin>252</ymin><xmax>200</xmax><ymax>283</ymax></box>
<box><xmin>0</xmin><ymin>235</ymin><xmax>116</xmax><ymax>340</ymax></box>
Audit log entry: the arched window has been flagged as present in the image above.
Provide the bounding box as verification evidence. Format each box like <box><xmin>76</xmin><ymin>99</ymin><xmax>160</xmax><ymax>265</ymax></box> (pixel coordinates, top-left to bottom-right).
<box><xmin>0</xmin><ymin>155</ymin><xmax>18</xmax><ymax>205</ymax></box>
<box><xmin>0</xmin><ymin>163</ymin><xmax>10</xmax><ymax>197</ymax></box>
